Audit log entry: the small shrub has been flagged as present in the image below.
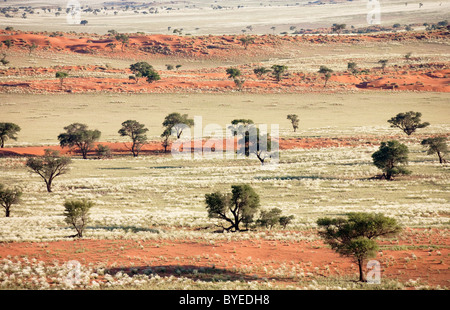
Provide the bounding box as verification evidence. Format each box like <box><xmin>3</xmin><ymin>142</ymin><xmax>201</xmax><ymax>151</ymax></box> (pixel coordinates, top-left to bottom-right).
<box><xmin>63</xmin><ymin>199</ymin><xmax>94</xmax><ymax>238</ymax></box>
<box><xmin>95</xmin><ymin>144</ymin><xmax>112</xmax><ymax>158</ymax></box>
<box><xmin>0</xmin><ymin>184</ymin><xmax>22</xmax><ymax>217</ymax></box>
<box><xmin>256</xmin><ymin>208</ymin><xmax>295</xmax><ymax>229</ymax></box>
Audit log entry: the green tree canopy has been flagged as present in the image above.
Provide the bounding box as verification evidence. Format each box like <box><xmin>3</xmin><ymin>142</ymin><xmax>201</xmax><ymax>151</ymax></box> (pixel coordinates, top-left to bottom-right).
<box><xmin>226</xmin><ymin>67</ymin><xmax>241</xmax><ymax>79</ymax></box>
<box><xmin>115</xmin><ymin>33</ymin><xmax>129</xmax><ymax>51</ymax></box>
<box><xmin>26</xmin><ymin>149</ymin><xmax>72</xmax><ymax>192</ymax></box>
<box><xmin>0</xmin><ymin>122</ymin><xmax>21</xmax><ymax>148</ymax></box>
<box><xmin>378</xmin><ymin>59</ymin><xmax>388</xmax><ymax>72</ymax></box>
<box><xmin>237</xmin><ymin>126</ymin><xmax>275</xmax><ymax>165</ymax></box>
<box><xmin>331</xmin><ymin>23</ymin><xmax>346</xmax><ymax>35</ymax></box>
<box><xmin>317</xmin><ymin>212</ymin><xmax>402</xmax><ymax>282</ymax></box>
<box><xmin>271</xmin><ymin>65</ymin><xmax>288</xmax><ymax>82</ymax></box>
<box><xmin>228</xmin><ymin>119</ymin><xmax>254</xmax><ymax>137</ymax></box>
<box><xmin>239</xmin><ymin>36</ymin><xmax>255</xmax><ymax>49</ymax></box>
<box><xmin>55</xmin><ymin>71</ymin><xmax>68</xmax><ymax>87</ymax></box>
<box><xmin>58</xmin><ymin>123</ymin><xmax>101</xmax><ymax>159</ymax></box>
<box><xmin>162</xmin><ymin>112</ymin><xmax>194</xmax><ymax>139</ymax></box>
<box><xmin>205</xmin><ymin>184</ymin><xmax>260</xmax><ymax>232</ymax></box>
<box><xmin>3</xmin><ymin>39</ymin><xmax>12</xmax><ymax>49</ymax></box>
<box><xmin>0</xmin><ymin>184</ymin><xmax>22</xmax><ymax>217</ymax></box>
<box><xmin>318</xmin><ymin>65</ymin><xmax>333</xmax><ymax>87</ymax></box>
<box><xmin>387</xmin><ymin>111</ymin><xmax>430</xmax><ymax>135</ymax></box>
<box><xmin>129</xmin><ymin>62</ymin><xmax>160</xmax><ymax>83</ymax></box>
<box><xmin>421</xmin><ymin>136</ymin><xmax>447</xmax><ymax>164</ymax></box>
<box><xmin>63</xmin><ymin>199</ymin><xmax>94</xmax><ymax>238</ymax></box>
<box><xmin>287</xmin><ymin>114</ymin><xmax>299</xmax><ymax>132</ymax></box>
<box><xmin>253</xmin><ymin>67</ymin><xmax>271</xmax><ymax>78</ymax></box>
<box><xmin>118</xmin><ymin>120</ymin><xmax>148</xmax><ymax>157</ymax></box>
<box><xmin>372</xmin><ymin>140</ymin><xmax>410</xmax><ymax>180</ymax></box>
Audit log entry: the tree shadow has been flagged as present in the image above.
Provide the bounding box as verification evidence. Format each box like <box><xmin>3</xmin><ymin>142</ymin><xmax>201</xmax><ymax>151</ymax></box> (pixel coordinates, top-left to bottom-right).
<box><xmin>103</xmin><ymin>264</ymin><xmax>263</xmax><ymax>283</ymax></box>
<box><xmin>86</xmin><ymin>226</ymin><xmax>160</xmax><ymax>234</ymax></box>
<box><xmin>62</xmin><ymin>226</ymin><xmax>160</xmax><ymax>238</ymax></box>
<box><xmin>254</xmin><ymin>175</ymin><xmax>341</xmax><ymax>181</ymax></box>
<box><xmin>255</xmin><ymin>175</ymin><xmax>381</xmax><ymax>182</ymax></box>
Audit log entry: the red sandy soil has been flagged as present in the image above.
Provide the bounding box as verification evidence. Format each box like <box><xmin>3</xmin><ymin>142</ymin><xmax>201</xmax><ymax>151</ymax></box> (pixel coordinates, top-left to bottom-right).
<box><xmin>0</xmin><ymin>64</ymin><xmax>448</xmax><ymax>94</ymax></box>
<box><xmin>0</xmin><ymin>30</ymin><xmax>449</xmax><ymax>93</ymax></box>
<box><xmin>1</xmin><ymin>29</ymin><xmax>448</xmax><ymax>60</ymax></box>
<box><xmin>0</xmin><ymin>136</ymin><xmax>391</xmax><ymax>157</ymax></box>
<box><xmin>2</xmin><ymin>134</ymin><xmax>449</xmax><ymax>157</ymax></box>
<box><xmin>0</xmin><ymin>228</ymin><xmax>448</xmax><ymax>288</ymax></box>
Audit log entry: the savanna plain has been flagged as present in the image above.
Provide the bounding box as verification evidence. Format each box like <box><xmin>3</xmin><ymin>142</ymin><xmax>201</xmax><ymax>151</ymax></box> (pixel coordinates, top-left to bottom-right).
<box><xmin>0</xmin><ymin>0</ymin><xmax>449</xmax><ymax>291</ymax></box>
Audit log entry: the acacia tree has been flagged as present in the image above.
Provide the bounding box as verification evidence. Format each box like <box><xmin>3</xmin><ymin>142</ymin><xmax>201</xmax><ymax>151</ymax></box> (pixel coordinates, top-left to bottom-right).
<box><xmin>319</xmin><ymin>65</ymin><xmax>333</xmax><ymax>87</ymax></box>
<box><xmin>271</xmin><ymin>65</ymin><xmax>288</xmax><ymax>82</ymax></box>
<box><xmin>26</xmin><ymin>149</ymin><xmax>72</xmax><ymax>192</ymax></box>
<box><xmin>372</xmin><ymin>140</ymin><xmax>410</xmax><ymax>180</ymax></box>
<box><xmin>162</xmin><ymin>112</ymin><xmax>194</xmax><ymax>139</ymax></box>
<box><xmin>0</xmin><ymin>122</ymin><xmax>21</xmax><ymax>148</ymax></box>
<box><xmin>228</xmin><ymin>119</ymin><xmax>254</xmax><ymax>136</ymax></box>
<box><xmin>115</xmin><ymin>33</ymin><xmax>129</xmax><ymax>51</ymax></box>
<box><xmin>287</xmin><ymin>114</ymin><xmax>299</xmax><ymax>132</ymax></box>
<box><xmin>161</xmin><ymin>128</ymin><xmax>172</xmax><ymax>153</ymax></box>
<box><xmin>0</xmin><ymin>184</ymin><xmax>22</xmax><ymax>217</ymax></box>
<box><xmin>253</xmin><ymin>67</ymin><xmax>271</xmax><ymax>78</ymax></box>
<box><xmin>63</xmin><ymin>199</ymin><xmax>93</xmax><ymax>238</ymax></box>
<box><xmin>58</xmin><ymin>123</ymin><xmax>101</xmax><ymax>159</ymax></box>
<box><xmin>144</xmin><ymin>67</ymin><xmax>161</xmax><ymax>83</ymax></box>
<box><xmin>226</xmin><ymin>67</ymin><xmax>245</xmax><ymax>90</ymax></box>
<box><xmin>118</xmin><ymin>120</ymin><xmax>148</xmax><ymax>157</ymax></box>
<box><xmin>226</xmin><ymin>68</ymin><xmax>241</xmax><ymax>79</ymax></box>
<box><xmin>130</xmin><ymin>62</ymin><xmax>158</xmax><ymax>84</ymax></box>
<box><xmin>387</xmin><ymin>111</ymin><xmax>430</xmax><ymax>135</ymax></box>
<box><xmin>55</xmin><ymin>71</ymin><xmax>68</xmax><ymax>88</ymax></box>
<box><xmin>26</xmin><ymin>43</ymin><xmax>38</xmax><ymax>55</ymax></box>
<box><xmin>237</xmin><ymin>125</ymin><xmax>275</xmax><ymax>165</ymax></box>
<box><xmin>239</xmin><ymin>36</ymin><xmax>255</xmax><ymax>50</ymax></box>
<box><xmin>378</xmin><ymin>59</ymin><xmax>388</xmax><ymax>72</ymax></box>
<box><xmin>421</xmin><ymin>137</ymin><xmax>448</xmax><ymax>164</ymax></box>
<box><xmin>317</xmin><ymin>212</ymin><xmax>402</xmax><ymax>282</ymax></box>
<box><xmin>331</xmin><ymin>23</ymin><xmax>346</xmax><ymax>35</ymax></box>
<box><xmin>205</xmin><ymin>184</ymin><xmax>260</xmax><ymax>232</ymax></box>
<box><xmin>347</xmin><ymin>62</ymin><xmax>358</xmax><ymax>75</ymax></box>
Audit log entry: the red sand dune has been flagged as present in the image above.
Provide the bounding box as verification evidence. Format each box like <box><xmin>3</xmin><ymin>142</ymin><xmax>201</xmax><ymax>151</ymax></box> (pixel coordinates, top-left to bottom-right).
<box><xmin>1</xmin><ymin>29</ymin><xmax>448</xmax><ymax>59</ymax></box>
<box><xmin>1</xmin><ymin>30</ymin><xmax>449</xmax><ymax>94</ymax></box>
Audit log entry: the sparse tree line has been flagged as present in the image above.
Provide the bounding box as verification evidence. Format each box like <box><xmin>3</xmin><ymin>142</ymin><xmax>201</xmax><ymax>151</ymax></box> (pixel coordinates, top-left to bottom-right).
<box><xmin>224</xmin><ymin>58</ymin><xmax>407</xmax><ymax>91</ymax></box>
<box><xmin>0</xmin><ymin>110</ymin><xmax>445</xmax><ymax>202</ymax></box>
<box><xmin>0</xmin><ymin>109</ymin><xmax>446</xmax><ymax>178</ymax></box>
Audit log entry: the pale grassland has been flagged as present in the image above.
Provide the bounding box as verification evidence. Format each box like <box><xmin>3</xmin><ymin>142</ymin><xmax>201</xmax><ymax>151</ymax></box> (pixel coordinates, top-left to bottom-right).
<box><xmin>0</xmin><ymin>140</ymin><xmax>448</xmax><ymax>242</ymax></box>
<box><xmin>0</xmin><ymin>93</ymin><xmax>448</xmax><ymax>290</ymax></box>
<box><xmin>1</xmin><ymin>0</ymin><xmax>448</xmax><ymax>35</ymax></box>
<box><xmin>1</xmin><ymin>92</ymin><xmax>449</xmax><ymax>145</ymax></box>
